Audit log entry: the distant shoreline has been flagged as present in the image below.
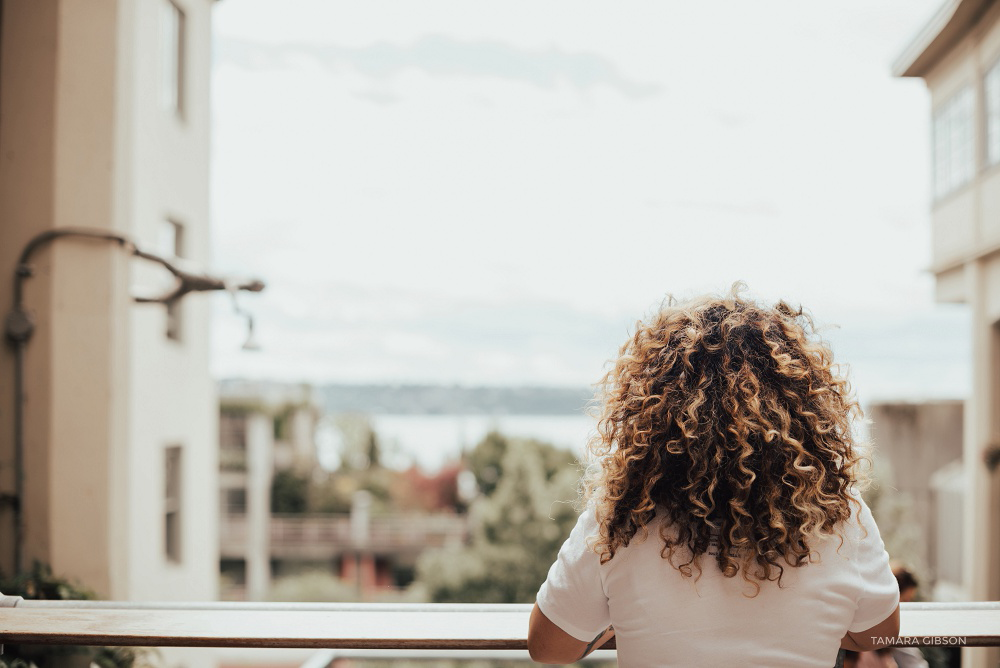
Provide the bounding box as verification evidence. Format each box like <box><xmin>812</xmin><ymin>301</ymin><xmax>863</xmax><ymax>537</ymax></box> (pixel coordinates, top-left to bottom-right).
<box><xmin>219</xmin><ymin>379</ymin><xmax>594</xmax><ymax>416</ymax></box>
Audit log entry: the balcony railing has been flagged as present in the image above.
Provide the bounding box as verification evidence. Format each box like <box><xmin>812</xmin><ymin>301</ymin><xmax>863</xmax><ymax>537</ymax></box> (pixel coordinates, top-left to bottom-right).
<box><xmin>0</xmin><ymin>600</ymin><xmax>998</xmax><ymax>652</ymax></box>
<box><xmin>220</xmin><ymin>513</ymin><xmax>469</xmax><ymax>558</ymax></box>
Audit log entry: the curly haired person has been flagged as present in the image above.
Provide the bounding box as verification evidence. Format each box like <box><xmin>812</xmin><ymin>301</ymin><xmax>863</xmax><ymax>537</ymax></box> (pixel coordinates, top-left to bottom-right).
<box><xmin>528</xmin><ymin>287</ymin><xmax>900</xmax><ymax>667</ymax></box>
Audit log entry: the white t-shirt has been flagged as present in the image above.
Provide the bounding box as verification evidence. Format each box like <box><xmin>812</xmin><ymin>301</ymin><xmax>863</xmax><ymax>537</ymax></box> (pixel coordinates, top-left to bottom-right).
<box><xmin>535</xmin><ymin>495</ymin><xmax>899</xmax><ymax>667</ymax></box>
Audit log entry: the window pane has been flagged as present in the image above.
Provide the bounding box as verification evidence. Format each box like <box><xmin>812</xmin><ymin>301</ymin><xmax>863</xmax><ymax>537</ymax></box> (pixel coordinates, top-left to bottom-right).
<box><xmin>166</xmin><ymin>300</ymin><xmax>183</xmax><ymax>341</ymax></box>
<box><xmin>933</xmin><ymin>87</ymin><xmax>975</xmax><ymax>199</ymax></box>
<box><xmin>165</xmin><ymin>446</ymin><xmax>183</xmax><ymax>562</ymax></box>
<box><xmin>226</xmin><ymin>489</ymin><xmax>247</xmax><ymax>515</ymax></box>
<box><xmin>160</xmin><ymin>1</ymin><xmax>185</xmax><ymax>115</ymax></box>
<box><xmin>158</xmin><ymin>219</ymin><xmax>184</xmax><ymax>258</ymax></box>
<box><xmin>986</xmin><ymin>62</ymin><xmax>1000</xmax><ymax>166</ymax></box>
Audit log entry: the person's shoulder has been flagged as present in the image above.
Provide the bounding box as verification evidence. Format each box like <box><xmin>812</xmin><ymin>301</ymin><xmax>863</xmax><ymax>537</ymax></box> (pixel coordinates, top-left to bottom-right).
<box><xmin>585</xmin><ymin>502</ymin><xmax>605</xmax><ymax>528</ymax></box>
<box><xmin>571</xmin><ymin>502</ymin><xmax>602</xmax><ymax>548</ymax></box>
<box><xmin>806</xmin><ymin>485</ymin><xmax>874</xmax><ymax>558</ymax></box>
<box><xmin>843</xmin><ymin>484</ymin><xmax>878</xmax><ymax>535</ymax></box>
<box><xmin>835</xmin><ymin>484</ymin><xmax>894</xmax><ymax>569</ymax></box>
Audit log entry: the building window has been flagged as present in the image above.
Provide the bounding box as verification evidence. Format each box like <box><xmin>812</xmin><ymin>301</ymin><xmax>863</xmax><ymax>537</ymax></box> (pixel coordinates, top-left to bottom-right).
<box><xmin>165</xmin><ymin>446</ymin><xmax>183</xmax><ymax>563</ymax></box>
<box><xmin>219</xmin><ymin>414</ymin><xmax>249</xmax><ymax>471</ymax></box>
<box><xmin>224</xmin><ymin>488</ymin><xmax>247</xmax><ymax>516</ymax></box>
<box><xmin>160</xmin><ymin>0</ymin><xmax>186</xmax><ymax>116</ymax></box>
<box><xmin>158</xmin><ymin>218</ymin><xmax>185</xmax><ymax>259</ymax></box>
<box><xmin>165</xmin><ymin>301</ymin><xmax>183</xmax><ymax>341</ymax></box>
<box><xmin>986</xmin><ymin>62</ymin><xmax>1000</xmax><ymax>167</ymax></box>
<box><xmin>933</xmin><ymin>87</ymin><xmax>975</xmax><ymax>199</ymax></box>
<box><xmin>161</xmin><ymin>219</ymin><xmax>185</xmax><ymax>341</ymax></box>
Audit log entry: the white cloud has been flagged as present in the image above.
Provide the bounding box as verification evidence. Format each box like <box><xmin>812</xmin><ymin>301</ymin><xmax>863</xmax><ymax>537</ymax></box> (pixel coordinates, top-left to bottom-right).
<box><xmin>209</xmin><ymin>0</ymin><xmax>966</xmax><ymax>402</ymax></box>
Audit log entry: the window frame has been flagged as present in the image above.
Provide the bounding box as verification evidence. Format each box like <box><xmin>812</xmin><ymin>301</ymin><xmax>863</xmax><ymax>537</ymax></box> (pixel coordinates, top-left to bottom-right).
<box><xmin>160</xmin><ymin>0</ymin><xmax>187</xmax><ymax>118</ymax></box>
<box><xmin>932</xmin><ymin>85</ymin><xmax>976</xmax><ymax>201</ymax></box>
<box><xmin>161</xmin><ymin>218</ymin><xmax>185</xmax><ymax>342</ymax></box>
<box><xmin>165</xmin><ymin>445</ymin><xmax>183</xmax><ymax>564</ymax></box>
<box><xmin>984</xmin><ymin>55</ymin><xmax>1000</xmax><ymax>169</ymax></box>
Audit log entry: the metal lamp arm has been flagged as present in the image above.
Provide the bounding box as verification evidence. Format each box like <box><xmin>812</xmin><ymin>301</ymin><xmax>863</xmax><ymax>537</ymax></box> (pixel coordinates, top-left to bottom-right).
<box><xmin>10</xmin><ymin>227</ymin><xmax>266</xmax><ymax>309</ymax></box>
<box><xmin>13</xmin><ymin>228</ymin><xmax>133</xmax><ymax>309</ymax></box>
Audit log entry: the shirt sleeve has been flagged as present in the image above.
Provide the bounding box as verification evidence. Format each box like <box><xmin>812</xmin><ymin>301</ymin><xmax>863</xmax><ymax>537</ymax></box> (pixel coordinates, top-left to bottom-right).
<box><xmin>848</xmin><ymin>495</ymin><xmax>900</xmax><ymax>633</ymax></box>
<box><xmin>534</xmin><ymin>507</ymin><xmax>612</xmax><ymax>642</ymax></box>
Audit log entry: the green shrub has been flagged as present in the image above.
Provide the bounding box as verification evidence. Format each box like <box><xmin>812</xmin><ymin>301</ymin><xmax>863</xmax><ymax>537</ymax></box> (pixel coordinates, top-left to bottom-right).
<box><xmin>0</xmin><ymin>563</ymin><xmax>153</xmax><ymax>668</ymax></box>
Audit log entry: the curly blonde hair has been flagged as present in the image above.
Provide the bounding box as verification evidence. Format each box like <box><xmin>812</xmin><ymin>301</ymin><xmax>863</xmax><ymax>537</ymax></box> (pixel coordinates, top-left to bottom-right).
<box><xmin>584</xmin><ymin>286</ymin><xmax>865</xmax><ymax>594</ymax></box>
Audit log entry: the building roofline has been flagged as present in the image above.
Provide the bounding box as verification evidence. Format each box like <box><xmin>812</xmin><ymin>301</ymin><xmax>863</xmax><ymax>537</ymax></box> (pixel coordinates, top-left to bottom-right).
<box><xmin>893</xmin><ymin>0</ymin><xmax>993</xmax><ymax>78</ymax></box>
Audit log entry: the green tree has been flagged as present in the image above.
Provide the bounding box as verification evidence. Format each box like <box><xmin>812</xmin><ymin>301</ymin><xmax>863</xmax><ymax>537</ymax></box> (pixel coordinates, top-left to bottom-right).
<box><xmin>466</xmin><ymin>430</ymin><xmax>509</xmax><ymax>496</ymax></box>
<box><xmin>0</xmin><ymin>563</ymin><xmax>151</xmax><ymax>668</ymax></box>
<box><xmin>366</xmin><ymin>429</ymin><xmax>381</xmax><ymax>469</ymax></box>
<box><xmin>416</xmin><ymin>436</ymin><xmax>580</xmax><ymax>603</ymax></box>
<box><xmin>267</xmin><ymin>570</ymin><xmax>359</xmax><ymax>603</ymax></box>
<box><xmin>271</xmin><ymin>469</ymin><xmax>309</xmax><ymax>513</ymax></box>
<box><xmin>465</xmin><ymin>430</ymin><xmax>576</xmax><ymax>497</ymax></box>
<box><xmin>336</xmin><ymin>413</ymin><xmax>383</xmax><ymax>472</ymax></box>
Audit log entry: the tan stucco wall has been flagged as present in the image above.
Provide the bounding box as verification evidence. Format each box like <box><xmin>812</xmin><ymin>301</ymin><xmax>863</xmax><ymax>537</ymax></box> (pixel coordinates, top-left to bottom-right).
<box><xmin>0</xmin><ymin>0</ymin><xmax>216</xmax><ymax>611</ymax></box>
<box><xmin>895</xmin><ymin>3</ymin><xmax>1000</xmax><ymax>663</ymax></box>
<box><xmin>0</xmin><ymin>0</ymin><xmax>127</xmax><ymax>594</ymax></box>
<box><xmin>0</xmin><ymin>1</ymin><xmax>58</xmax><ymax>580</ymax></box>
<box><xmin>932</xmin><ymin>190</ymin><xmax>978</xmax><ymax>267</ymax></box>
<box><xmin>123</xmin><ymin>0</ymin><xmax>217</xmax><ymax>602</ymax></box>
<box><xmin>868</xmin><ymin>401</ymin><xmax>964</xmax><ymax>581</ymax></box>
<box><xmin>927</xmin><ymin>38</ymin><xmax>983</xmax><ymax>270</ymax></box>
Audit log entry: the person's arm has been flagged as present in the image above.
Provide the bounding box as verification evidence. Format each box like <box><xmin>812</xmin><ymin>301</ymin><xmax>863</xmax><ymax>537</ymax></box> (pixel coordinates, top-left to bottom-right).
<box><xmin>528</xmin><ymin>603</ymin><xmax>614</xmax><ymax>664</ymax></box>
<box><xmin>530</xmin><ymin>508</ymin><xmax>613</xmax><ymax>663</ymax></box>
<box><xmin>844</xmin><ymin>493</ymin><xmax>901</xmax><ymax>652</ymax></box>
<box><xmin>840</xmin><ymin>604</ymin><xmax>900</xmax><ymax>652</ymax></box>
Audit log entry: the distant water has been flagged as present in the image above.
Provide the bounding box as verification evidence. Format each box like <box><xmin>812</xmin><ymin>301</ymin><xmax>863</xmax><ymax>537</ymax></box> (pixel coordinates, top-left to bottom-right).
<box><xmin>364</xmin><ymin>413</ymin><xmax>597</xmax><ymax>472</ymax></box>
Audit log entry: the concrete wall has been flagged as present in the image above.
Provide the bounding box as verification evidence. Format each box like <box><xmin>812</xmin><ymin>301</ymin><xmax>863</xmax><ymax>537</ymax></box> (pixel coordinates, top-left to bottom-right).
<box><xmin>0</xmin><ymin>1</ymin><xmax>59</xmax><ymax>581</ymax></box>
<box><xmin>868</xmin><ymin>401</ymin><xmax>963</xmax><ymax>582</ymax></box>
<box><xmin>0</xmin><ymin>0</ymin><xmax>217</xmax><ymax>616</ymax></box>
<box><xmin>0</xmin><ymin>0</ymin><xmax>131</xmax><ymax>595</ymax></box>
<box><xmin>245</xmin><ymin>414</ymin><xmax>273</xmax><ymax>602</ymax></box>
<box><xmin>914</xmin><ymin>3</ymin><xmax>1000</xmax><ymax>664</ymax></box>
<box><xmin>123</xmin><ymin>0</ymin><xmax>217</xmax><ymax>603</ymax></box>
<box><xmin>927</xmin><ymin>2</ymin><xmax>1000</xmax><ymax>269</ymax></box>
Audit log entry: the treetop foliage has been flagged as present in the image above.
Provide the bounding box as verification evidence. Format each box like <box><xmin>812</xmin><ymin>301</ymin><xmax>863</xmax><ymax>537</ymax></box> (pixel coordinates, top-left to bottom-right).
<box><xmin>417</xmin><ymin>431</ymin><xmax>581</xmax><ymax>603</ymax></box>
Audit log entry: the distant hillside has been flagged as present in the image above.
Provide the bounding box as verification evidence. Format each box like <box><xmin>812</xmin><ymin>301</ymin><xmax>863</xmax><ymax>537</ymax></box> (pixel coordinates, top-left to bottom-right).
<box><xmin>321</xmin><ymin>384</ymin><xmax>592</xmax><ymax>415</ymax></box>
<box><xmin>217</xmin><ymin>380</ymin><xmax>594</xmax><ymax>415</ymax></box>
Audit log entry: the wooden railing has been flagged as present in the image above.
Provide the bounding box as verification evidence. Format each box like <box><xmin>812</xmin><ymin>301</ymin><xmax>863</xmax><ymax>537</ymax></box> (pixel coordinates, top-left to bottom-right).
<box><xmin>0</xmin><ymin>600</ymin><xmax>998</xmax><ymax>651</ymax></box>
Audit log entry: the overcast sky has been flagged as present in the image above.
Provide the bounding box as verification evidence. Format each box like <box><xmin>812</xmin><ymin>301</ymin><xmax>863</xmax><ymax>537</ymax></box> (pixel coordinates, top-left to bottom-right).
<box><xmin>208</xmin><ymin>0</ymin><xmax>968</xmax><ymax>406</ymax></box>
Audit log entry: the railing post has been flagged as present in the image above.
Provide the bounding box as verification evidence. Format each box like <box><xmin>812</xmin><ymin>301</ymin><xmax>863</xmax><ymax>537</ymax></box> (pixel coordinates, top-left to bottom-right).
<box><xmin>0</xmin><ymin>590</ymin><xmax>24</xmax><ymax>654</ymax></box>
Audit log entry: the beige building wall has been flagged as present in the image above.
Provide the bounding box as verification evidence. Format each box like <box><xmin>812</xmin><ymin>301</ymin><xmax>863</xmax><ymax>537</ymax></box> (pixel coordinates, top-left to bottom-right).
<box><xmin>868</xmin><ymin>401</ymin><xmax>964</xmax><ymax>584</ymax></box>
<box><xmin>122</xmin><ymin>0</ymin><xmax>218</xmax><ymax>603</ymax></box>
<box><xmin>896</xmin><ymin>2</ymin><xmax>1000</xmax><ymax>665</ymax></box>
<box><xmin>244</xmin><ymin>413</ymin><xmax>274</xmax><ymax>602</ymax></box>
<box><xmin>0</xmin><ymin>0</ymin><xmax>217</xmax><ymax>622</ymax></box>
